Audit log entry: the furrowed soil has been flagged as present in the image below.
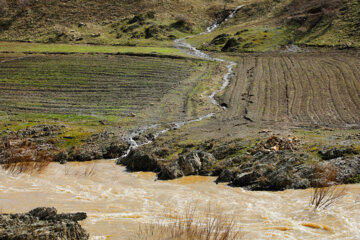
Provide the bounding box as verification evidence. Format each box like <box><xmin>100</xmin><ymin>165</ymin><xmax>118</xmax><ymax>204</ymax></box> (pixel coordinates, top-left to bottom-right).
<box><xmin>0</xmin><ymin>51</ymin><xmax>225</xmax><ymax>150</ymax></box>
<box><xmin>0</xmin><ymin>54</ymin><xmax>195</xmax><ymax>117</ymax></box>
<box><xmin>219</xmin><ymin>51</ymin><xmax>360</xmax><ymax>128</ymax></box>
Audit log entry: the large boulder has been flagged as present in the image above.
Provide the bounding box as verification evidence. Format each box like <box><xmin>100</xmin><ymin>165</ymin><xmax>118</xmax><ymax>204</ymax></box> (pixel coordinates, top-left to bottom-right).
<box><xmin>65</xmin><ymin>133</ymin><xmax>129</xmax><ymax>162</ymax></box>
<box><xmin>117</xmin><ymin>148</ymin><xmax>160</xmax><ymax>172</ymax></box>
<box><xmin>0</xmin><ymin>207</ymin><xmax>89</xmax><ymax>240</ymax></box>
<box><xmin>157</xmin><ymin>151</ymin><xmax>216</xmax><ymax>180</ymax></box>
<box><xmin>321</xmin><ymin>156</ymin><xmax>360</xmax><ymax>182</ymax></box>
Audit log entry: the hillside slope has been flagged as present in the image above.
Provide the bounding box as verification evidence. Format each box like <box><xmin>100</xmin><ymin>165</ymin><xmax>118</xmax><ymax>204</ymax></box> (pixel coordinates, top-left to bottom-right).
<box><xmin>0</xmin><ymin>0</ymin><xmax>359</xmax><ymax>50</ymax></box>
<box><xmin>0</xmin><ymin>0</ymin><xmax>240</xmax><ymax>46</ymax></box>
<box><xmin>190</xmin><ymin>0</ymin><xmax>360</xmax><ymax>52</ymax></box>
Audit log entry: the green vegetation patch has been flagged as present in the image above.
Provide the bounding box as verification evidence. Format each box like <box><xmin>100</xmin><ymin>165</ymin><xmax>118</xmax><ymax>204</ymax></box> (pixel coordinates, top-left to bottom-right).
<box><xmin>0</xmin><ymin>53</ymin><xmax>197</xmax><ymax>117</ymax></box>
<box><xmin>348</xmin><ymin>174</ymin><xmax>360</xmax><ymax>184</ymax></box>
<box><xmin>0</xmin><ymin>41</ymin><xmax>187</xmax><ymax>57</ymax></box>
<box><xmin>294</xmin><ymin>0</ymin><xmax>360</xmax><ymax>48</ymax></box>
<box><xmin>188</xmin><ymin>25</ymin><xmax>293</xmax><ymax>53</ymax></box>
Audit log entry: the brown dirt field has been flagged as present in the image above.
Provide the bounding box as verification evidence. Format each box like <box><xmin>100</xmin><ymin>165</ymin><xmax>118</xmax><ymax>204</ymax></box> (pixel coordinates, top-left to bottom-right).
<box><xmin>219</xmin><ymin>52</ymin><xmax>360</xmax><ymax>128</ymax></box>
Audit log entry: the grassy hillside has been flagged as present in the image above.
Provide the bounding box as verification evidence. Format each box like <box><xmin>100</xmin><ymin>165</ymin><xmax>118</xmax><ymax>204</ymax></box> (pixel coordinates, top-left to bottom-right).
<box><xmin>0</xmin><ymin>0</ymin><xmax>358</xmax><ymax>50</ymax></box>
<box><xmin>189</xmin><ymin>0</ymin><xmax>360</xmax><ymax>52</ymax></box>
<box><xmin>0</xmin><ymin>0</ymin><xmax>242</xmax><ymax>46</ymax></box>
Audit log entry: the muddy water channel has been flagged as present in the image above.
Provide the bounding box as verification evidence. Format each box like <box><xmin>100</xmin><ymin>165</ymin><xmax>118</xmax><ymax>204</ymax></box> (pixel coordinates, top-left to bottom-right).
<box><xmin>0</xmin><ymin>161</ymin><xmax>359</xmax><ymax>239</ymax></box>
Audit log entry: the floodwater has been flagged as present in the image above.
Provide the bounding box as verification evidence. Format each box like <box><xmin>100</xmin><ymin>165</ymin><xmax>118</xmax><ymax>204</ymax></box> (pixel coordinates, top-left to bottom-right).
<box><xmin>0</xmin><ymin>161</ymin><xmax>359</xmax><ymax>239</ymax></box>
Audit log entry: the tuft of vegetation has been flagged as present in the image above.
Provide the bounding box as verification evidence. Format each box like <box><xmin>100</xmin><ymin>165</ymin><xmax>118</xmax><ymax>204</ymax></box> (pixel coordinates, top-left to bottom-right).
<box><xmin>310</xmin><ymin>165</ymin><xmax>346</xmax><ymax>210</ymax></box>
<box><xmin>1</xmin><ymin>138</ymin><xmax>51</xmax><ymax>174</ymax></box>
<box><xmin>134</xmin><ymin>204</ymin><xmax>241</xmax><ymax>240</ymax></box>
<box><xmin>348</xmin><ymin>174</ymin><xmax>360</xmax><ymax>184</ymax></box>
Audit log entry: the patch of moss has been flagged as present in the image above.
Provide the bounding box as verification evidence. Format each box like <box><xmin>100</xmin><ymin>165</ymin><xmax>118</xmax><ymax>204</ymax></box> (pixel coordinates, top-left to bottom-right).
<box><xmin>348</xmin><ymin>174</ymin><xmax>360</xmax><ymax>184</ymax></box>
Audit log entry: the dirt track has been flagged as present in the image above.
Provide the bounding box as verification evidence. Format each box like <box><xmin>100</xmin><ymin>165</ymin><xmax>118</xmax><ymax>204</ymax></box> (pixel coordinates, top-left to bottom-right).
<box><xmin>220</xmin><ymin>52</ymin><xmax>360</xmax><ymax>128</ymax></box>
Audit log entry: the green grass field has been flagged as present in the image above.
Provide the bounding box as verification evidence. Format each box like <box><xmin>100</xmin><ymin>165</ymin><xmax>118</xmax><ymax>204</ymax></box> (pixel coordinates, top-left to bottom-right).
<box><xmin>0</xmin><ymin>41</ymin><xmax>188</xmax><ymax>57</ymax></box>
<box><xmin>0</xmin><ymin>53</ymin><xmax>198</xmax><ymax>117</ymax></box>
<box><xmin>0</xmin><ymin>51</ymin><xmax>210</xmax><ymax>147</ymax></box>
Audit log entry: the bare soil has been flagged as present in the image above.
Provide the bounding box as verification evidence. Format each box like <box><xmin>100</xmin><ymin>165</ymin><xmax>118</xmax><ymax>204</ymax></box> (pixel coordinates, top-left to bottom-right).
<box><xmin>219</xmin><ymin>51</ymin><xmax>360</xmax><ymax>128</ymax></box>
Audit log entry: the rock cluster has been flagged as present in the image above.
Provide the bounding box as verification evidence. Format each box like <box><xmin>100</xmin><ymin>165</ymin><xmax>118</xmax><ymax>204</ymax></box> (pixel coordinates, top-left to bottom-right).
<box><xmin>157</xmin><ymin>151</ymin><xmax>216</xmax><ymax>180</ymax></box>
<box><xmin>0</xmin><ymin>207</ymin><xmax>89</xmax><ymax>240</ymax></box>
<box><xmin>119</xmin><ymin>135</ymin><xmax>360</xmax><ymax>191</ymax></box>
<box><xmin>0</xmin><ymin>125</ymin><xmax>130</xmax><ymax>164</ymax></box>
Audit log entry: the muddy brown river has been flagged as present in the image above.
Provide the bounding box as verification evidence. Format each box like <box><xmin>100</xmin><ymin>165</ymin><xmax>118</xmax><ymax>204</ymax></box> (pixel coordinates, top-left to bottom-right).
<box><xmin>0</xmin><ymin>161</ymin><xmax>359</xmax><ymax>239</ymax></box>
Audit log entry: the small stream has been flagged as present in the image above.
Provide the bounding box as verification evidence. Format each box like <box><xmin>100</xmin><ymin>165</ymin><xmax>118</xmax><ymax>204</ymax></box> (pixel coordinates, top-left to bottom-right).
<box><xmin>119</xmin><ymin>6</ymin><xmax>242</xmax><ymax>160</ymax></box>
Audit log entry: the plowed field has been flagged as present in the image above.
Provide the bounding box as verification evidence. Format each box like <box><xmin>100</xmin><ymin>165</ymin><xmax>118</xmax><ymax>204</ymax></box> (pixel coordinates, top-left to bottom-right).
<box><xmin>221</xmin><ymin>52</ymin><xmax>360</xmax><ymax>127</ymax></box>
<box><xmin>0</xmin><ymin>54</ymin><xmax>197</xmax><ymax>117</ymax></box>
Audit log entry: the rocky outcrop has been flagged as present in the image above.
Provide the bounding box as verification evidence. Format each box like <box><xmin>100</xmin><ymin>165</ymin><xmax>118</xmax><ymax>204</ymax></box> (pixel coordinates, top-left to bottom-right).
<box><xmin>117</xmin><ymin>134</ymin><xmax>360</xmax><ymax>191</ymax></box>
<box><xmin>318</xmin><ymin>147</ymin><xmax>358</xmax><ymax>160</ymax></box>
<box><xmin>216</xmin><ymin>151</ymin><xmax>314</xmax><ymax>190</ymax></box>
<box><xmin>157</xmin><ymin>151</ymin><xmax>216</xmax><ymax>180</ymax></box>
<box><xmin>0</xmin><ymin>207</ymin><xmax>89</xmax><ymax>240</ymax></box>
<box><xmin>66</xmin><ymin>132</ymin><xmax>129</xmax><ymax>162</ymax></box>
<box><xmin>320</xmin><ymin>156</ymin><xmax>360</xmax><ymax>183</ymax></box>
<box><xmin>117</xmin><ymin>148</ymin><xmax>161</xmax><ymax>172</ymax></box>
<box><xmin>1</xmin><ymin>125</ymin><xmax>130</xmax><ymax>164</ymax></box>
<box><xmin>216</xmin><ymin>149</ymin><xmax>360</xmax><ymax>191</ymax></box>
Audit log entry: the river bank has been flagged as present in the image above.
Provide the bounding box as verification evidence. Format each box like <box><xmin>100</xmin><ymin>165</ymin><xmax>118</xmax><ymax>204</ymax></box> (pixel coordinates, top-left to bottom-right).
<box><xmin>0</xmin><ymin>161</ymin><xmax>359</xmax><ymax>239</ymax></box>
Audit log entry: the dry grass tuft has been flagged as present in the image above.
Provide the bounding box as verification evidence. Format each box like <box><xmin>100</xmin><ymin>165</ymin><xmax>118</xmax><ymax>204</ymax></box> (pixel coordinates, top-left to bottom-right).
<box><xmin>134</xmin><ymin>204</ymin><xmax>241</xmax><ymax>240</ymax></box>
<box><xmin>1</xmin><ymin>138</ymin><xmax>51</xmax><ymax>175</ymax></box>
<box><xmin>310</xmin><ymin>165</ymin><xmax>346</xmax><ymax>210</ymax></box>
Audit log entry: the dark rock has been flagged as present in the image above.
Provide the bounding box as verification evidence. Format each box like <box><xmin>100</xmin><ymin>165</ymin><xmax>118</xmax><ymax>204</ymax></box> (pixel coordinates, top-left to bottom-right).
<box><xmin>157</xmin><ymin>151</ymin><xmax>216</xmax><ymax>180</ymax></box>
<box><xmin>170</xmin><ymin>19</ymin><xmax>192</xmax><ymax>32</ymax></box>
<box><xmin>66</xmin><ymin>133</ymin><xmax>129</xmax><ymax>161</ymax></box>
<box><xmin>69</xmin><ymin>146</ymin><xmax>103</xmax><ymax>161</ymax></box>
<box><xmin>221</xmin><ymin>38</ymin><xmax>239</xmax><ymax>52</ymax></box>
<box><xmin>145</xmin><ymin>25</ymin><xmax>159</xmax><ymax>39</ymax></box>
<box><xmin>216</xmin><ymin>150</ymin><xmax>314</xmax><ymax>190</ymax></box>
<box><xmin>318</xmin><ymin>148</ymin><xmax>347</xmax><ymax>160</ymax></box>
<box><xmin>157</xmin><ymin>161</ymin><xmax>184</xmax><ymax>180</ymax></box>
<box><xmin>216</xmin><ymin>169</ymin><xmax>237</xmax><ymax>183</ymax></box>
<box><xmin>54</xmin><ymin>151</ymin><xmax>68</xmax><ymax>162</ymax></box>
<box><xmin>28</xmin><ymin>207</ymin><xmax>57</xmax><ymax>220</ymax></box>
<box><xmin>168</xmin><ymin>34</ymin><xmax>176</xmax><ymax>40</ymax></box>
<box><xmin>220</xmin><ymin>102</ymin><xmax>228</xmax><ymax>108</ymax></box>
<box><xmin>210</xmin><ymin>34</ymin><xmax>230</xmax><ymax>45</ymax></box>
<box><xmin>128</xmin><ymin>15</ymin><xmax>145</xmax><ymax>24</ymax></box>
<box><xmin>232</xmin><ymin>171</ymin><xmax>261</xmax><ymax>186</ymax></box>
<box><xmin>56</xmin><ymin>212</ymin><xmax>87</xmax><ymax>221</ymax></box>
<box><xmin>0</xmin><ymin>207</ymin><xmax>89</xmax><ymax>240</ymax></box>
<box><xmin>321</xmin><ymin>156</ymin><xmax>360</xmax><ymax>182</ymax></box>
<box><xmin>117</xmin><ymin>148</ymin><xmax>160</xmax><ymax>172</ymax></box>
<box><xmin>104</xmin><ymin>141</ymin><xmax>129</xmax><ymax>159</ymax></box>
<box><xmin>78</xmin><ymin>22</ymin><xmax>86</xmax><ymax>27</ymax></box>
